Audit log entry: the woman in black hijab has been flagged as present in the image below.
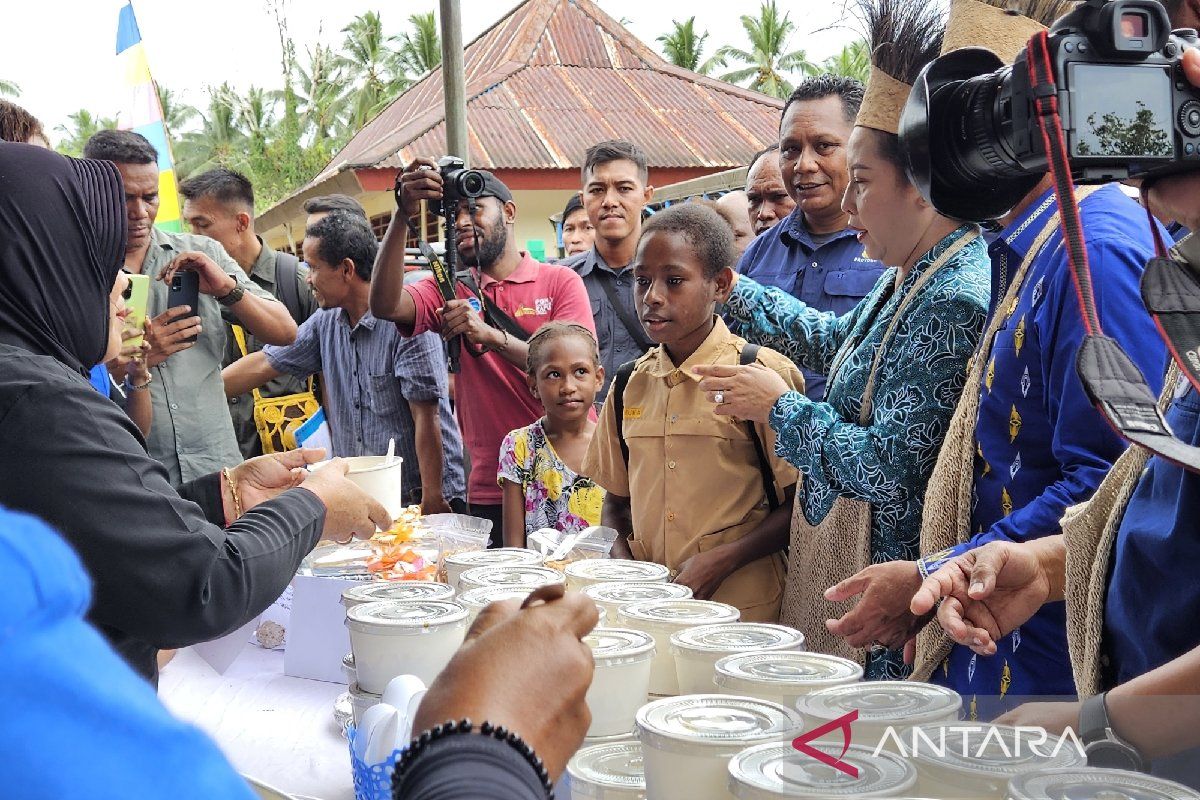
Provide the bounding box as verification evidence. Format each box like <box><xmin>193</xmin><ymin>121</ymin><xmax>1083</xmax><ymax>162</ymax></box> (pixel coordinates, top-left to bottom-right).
<box><xmin>0</xmin><ymin>143</ymin><xmax>390</xmax><ymax>681</ymax></box>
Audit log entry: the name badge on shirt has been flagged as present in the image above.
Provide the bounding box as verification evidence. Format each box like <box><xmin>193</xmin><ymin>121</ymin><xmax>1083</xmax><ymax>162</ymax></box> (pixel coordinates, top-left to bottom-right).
<box><xmin>624</xmin><ymin>407</ymin><xmax>643</xmax><ymax>419</ymax></box>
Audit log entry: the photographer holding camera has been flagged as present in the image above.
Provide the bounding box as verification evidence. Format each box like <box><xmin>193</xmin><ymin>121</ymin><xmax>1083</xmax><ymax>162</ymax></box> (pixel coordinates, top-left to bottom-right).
<box><xmin>371</xmin><ymin>158</ymin><xmax>595</xmax><ymax>538</ymax></box>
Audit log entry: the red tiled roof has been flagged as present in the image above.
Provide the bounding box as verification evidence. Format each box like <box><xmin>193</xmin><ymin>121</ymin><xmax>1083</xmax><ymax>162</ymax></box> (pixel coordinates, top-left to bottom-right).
<box><xmin>315</xmin><ymin>0</ymin><xmax>783</xmax><ymax>181</ymax></box>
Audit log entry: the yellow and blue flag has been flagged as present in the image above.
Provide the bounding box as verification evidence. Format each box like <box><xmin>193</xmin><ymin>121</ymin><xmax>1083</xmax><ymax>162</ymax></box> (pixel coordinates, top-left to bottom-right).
<box><xmin>116</xmin><ymin>3</ymin><xmax>181</xmax><ymax>233</ymax></box>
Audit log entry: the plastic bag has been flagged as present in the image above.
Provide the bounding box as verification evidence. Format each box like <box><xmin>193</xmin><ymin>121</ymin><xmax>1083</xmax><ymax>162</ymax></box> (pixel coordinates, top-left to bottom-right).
<box><xmin>529</xmin><ymin>526</ymin><xmax>618</xmax><ymax>572</ymax></box>
<box><xmin>433</xmin><ymin>527</ymin><xmax>492</xmax><ymax>583</ymax></box>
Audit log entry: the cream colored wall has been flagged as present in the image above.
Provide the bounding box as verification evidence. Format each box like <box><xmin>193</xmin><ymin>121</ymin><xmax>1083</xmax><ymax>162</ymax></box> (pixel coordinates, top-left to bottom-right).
<box><xmin>260</xmin><ymin>188</ymin><xmax>578</xmax><ymax>259</ymax></box>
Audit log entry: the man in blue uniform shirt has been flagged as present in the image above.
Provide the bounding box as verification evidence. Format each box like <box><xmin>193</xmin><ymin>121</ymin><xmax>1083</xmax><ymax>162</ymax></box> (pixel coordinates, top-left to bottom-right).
<box><xmin>736</xmin><ymin>74</ymin><xmax>886</xmax><ymax>401</ymax></box>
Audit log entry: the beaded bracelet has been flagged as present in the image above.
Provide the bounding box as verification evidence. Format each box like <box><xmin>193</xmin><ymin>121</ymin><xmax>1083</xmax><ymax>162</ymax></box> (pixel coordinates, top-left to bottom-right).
<box><xmin>391</xmin><ymin>718</ymin><xmax>554</xmax><ymax>799</ymax></box>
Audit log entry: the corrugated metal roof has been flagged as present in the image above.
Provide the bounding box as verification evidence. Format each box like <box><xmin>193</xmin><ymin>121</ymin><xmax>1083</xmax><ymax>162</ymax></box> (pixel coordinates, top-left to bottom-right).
<box><xmin>317</xmin><ymin>0</ymin><xmax>783</xmax><ymax>179</ymax></box>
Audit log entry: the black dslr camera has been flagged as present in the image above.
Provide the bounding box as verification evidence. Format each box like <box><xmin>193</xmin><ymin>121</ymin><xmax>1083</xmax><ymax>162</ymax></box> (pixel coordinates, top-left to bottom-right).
<box><xmin>429</xmin><ymin>155</ymin><xmax>487</xmax><ymax>219</ymax></box>
<box><xmin>901</xmin><ymin>0</ymin><xmax>1200</xmax><ymax>222</ymax></box>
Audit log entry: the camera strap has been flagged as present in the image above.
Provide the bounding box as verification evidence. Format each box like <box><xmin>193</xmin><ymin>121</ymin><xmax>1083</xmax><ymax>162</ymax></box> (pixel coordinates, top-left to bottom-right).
<box><xmin>1026</xmin><ymin>30</ymin><xmax>1200</xmax><ymax>472</ymax></box>
<box><xmin>406</xmin><ymin>217</ymin><xmax>463</xmax><ymax>373</ymax></box>
<box><xmin>1138</xmin><ymin>205</ymin><xmax>1200</xmax><ymax>395</ymax></box>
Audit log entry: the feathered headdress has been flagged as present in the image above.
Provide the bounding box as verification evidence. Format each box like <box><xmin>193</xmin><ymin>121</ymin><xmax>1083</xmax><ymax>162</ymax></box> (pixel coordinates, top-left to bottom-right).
<box><xmin>855</xmin><ymin>0</ymin><xmax>945</xmax><ymax>134</ymax></box>
<box><xmin>943</xmin><ymin>0</ymin><xmax>1079</xmax><ymax>62</ymax></box>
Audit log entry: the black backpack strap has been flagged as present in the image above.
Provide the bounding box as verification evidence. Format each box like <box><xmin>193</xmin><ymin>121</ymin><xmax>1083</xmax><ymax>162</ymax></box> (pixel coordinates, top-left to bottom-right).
<box><xmin>456</xmin><ymin>269</ymin><xmax>530</xmax><ymax>343</ymax></box>
<box><xmin>273</xmin><ymin>251</ymin><xmax>305</xmax><ymax>325</ymax></box>
<box><xmin>597</xmin><ymin>273</ymin><xmax>654</xmax><ymax>351</ymax></box>
<box><xmin>612</xmin><ymin>359</ymin><xmax>639</xmax><ymax>467</ymax></box>
<box><xmin>740</xmin><ymin>344</ymin><xmax>781</xmax><ymax>511</ymax></box>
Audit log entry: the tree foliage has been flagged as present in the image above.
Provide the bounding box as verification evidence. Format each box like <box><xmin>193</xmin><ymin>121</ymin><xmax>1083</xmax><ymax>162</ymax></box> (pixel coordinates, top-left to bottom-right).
<box><xmin>713</xmin><ymin>1</ymin><xmax>813</xmax><ymax>99</ymax></box>
<box><xmin>657</xmin><ymin>17</ymin><xmax>722</xmax><ymax>76</ymax></box>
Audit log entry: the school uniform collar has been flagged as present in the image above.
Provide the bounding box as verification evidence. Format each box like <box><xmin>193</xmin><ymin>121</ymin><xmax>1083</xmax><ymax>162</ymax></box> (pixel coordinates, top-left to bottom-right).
<box><xmin>647</xmin><ymin>317</ymin><xmax>737</xmax><ymax>382</ymax></box>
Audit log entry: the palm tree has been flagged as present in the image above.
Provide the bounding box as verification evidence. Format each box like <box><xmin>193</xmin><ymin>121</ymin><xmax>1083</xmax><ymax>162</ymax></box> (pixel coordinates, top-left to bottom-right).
<box><xmin>814</xmin><ymin>39</ymin><xmax>869</xmax><ymax>84</ymax></box>
<box><xmin>656</xmin><ymin>17</ymin><xmax>723</xmax><ymax>76</ymax></box>
<box><xmin>156</xmin><ymin>85</ymin><xmax>198</xmax><ymax>141</ymax></box>
<box><xmin>394</xmin><ymin>12</ymin><xmax>441</xmax><ymax>78</ymax></box>
<box><xmin>336</xmin><ymin>11</ymin><xmax>407</xmax><ymax>129</ymax></box>
<box><xmin>295</xmin><ymin>43</ymin><xmax>351</xmax><ymax>143</ymax></box>
<box><xmin>0</xmin><ymin>79</ymin><xmax>20</xmax><ymax>98</ymax></box>
<box><xmin>176</xmin><ymin>84</ymin><xmax>246</xmax><ymax>177</ymax></box>
<box><xmin>55</xmin><ymin>109</ymin><xmax>120</xmax><ymax>157</ymax></box>
<box><xmin>716</xmin><ymin>1</ymin><xmax>814</xmax><ymax>99</ymax></box>
<box><xmin>238</xmin><ymin>86</ymin><xmax>277</xmax><ymax>150</ymax></box>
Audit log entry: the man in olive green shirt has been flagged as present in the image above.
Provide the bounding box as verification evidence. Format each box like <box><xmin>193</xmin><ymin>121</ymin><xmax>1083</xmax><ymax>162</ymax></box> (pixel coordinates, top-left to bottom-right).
<box><xmin>84</xmin><ymin>131</ymin><xmax>297</xmax><ymax>485</ymax></box>
<box><xmin>181</xmin><ymin>168</ymin><xmax>317</xmax><ymax>459</ymax></box>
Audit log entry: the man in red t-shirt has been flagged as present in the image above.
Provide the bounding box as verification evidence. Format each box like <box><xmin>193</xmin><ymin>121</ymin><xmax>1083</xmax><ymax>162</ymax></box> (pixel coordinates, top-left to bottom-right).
<box><xmin>372</xmin><ymin>160</ymin><xmax>595</xmax><ymax>539</ymax></box>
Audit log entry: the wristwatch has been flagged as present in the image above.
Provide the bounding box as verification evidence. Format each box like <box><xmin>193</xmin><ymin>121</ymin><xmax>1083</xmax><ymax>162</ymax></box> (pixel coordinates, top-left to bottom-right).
<box><xmin>1079</xmin><ymin>691</ymin><xmax>1147</xmax><ymax>772</ymax></box>
<box><xmin>216</xmin><ymin>283</ymin><xmax>246</xmax><ymax>306</ymax></box>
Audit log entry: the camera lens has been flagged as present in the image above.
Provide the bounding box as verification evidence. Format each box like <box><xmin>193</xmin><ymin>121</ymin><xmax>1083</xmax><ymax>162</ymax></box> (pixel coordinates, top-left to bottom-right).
<box><xmin>458</xmin><ymin>170</ymin><xmax>487</xmax><ymax>198</ymax></box>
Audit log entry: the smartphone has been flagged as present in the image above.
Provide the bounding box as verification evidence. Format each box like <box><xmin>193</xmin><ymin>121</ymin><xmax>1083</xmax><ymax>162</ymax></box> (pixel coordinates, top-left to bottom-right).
<box><xmin>166</xmin><ymin>270</ymin><xmax>201</xmax><ymax>343</ymax></box>
<box><xmin>122</xmin><ymin>273</ymin><xmax>150</xmax><ymax>349</ymax></box>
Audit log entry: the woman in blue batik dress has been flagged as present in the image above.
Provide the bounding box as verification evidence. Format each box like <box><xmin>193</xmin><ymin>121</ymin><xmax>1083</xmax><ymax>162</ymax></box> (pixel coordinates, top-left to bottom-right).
<box><xmin>694</xmin><ymin>0</ymin><xmax>990</xmax><ymax>680</ymax></box>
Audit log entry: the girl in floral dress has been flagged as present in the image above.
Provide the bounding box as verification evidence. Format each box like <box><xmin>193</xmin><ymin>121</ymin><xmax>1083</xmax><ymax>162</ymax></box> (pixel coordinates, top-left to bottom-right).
<box><xmin>498</xmin><ymin>323</ymin><xmax>606</xmax><ymax>547</ymax></box>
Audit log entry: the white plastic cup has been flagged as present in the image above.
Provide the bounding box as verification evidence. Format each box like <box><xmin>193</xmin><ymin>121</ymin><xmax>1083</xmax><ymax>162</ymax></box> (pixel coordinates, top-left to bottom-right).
<box><xmin>568</xmin><ymin>740</ymin><xmax>646</xmax><ymax>800</ymax></box>
<box><xmin>345</xmin><ymin>599</ymin><xmax>469</xmax><ymax>693</ymax></box>
<box><xmin>443</xmin><ymin>548</ymin><xmax>544</xmax><ymax>591</ymax></box>
<box><xmin>713</xmin><ymin>651</ymin><xmax>863</xmax><ymax>708</ymax></box>
<box><xmin>565</xmin><ymin>559</ymin><xmax>671</xmax><ymax>591</ymax></box>
<box><xmin>585</xmin><ymin>581</ymin><xmax>693</xmax><ymax>622</ymax></box>
<box><xmin>339</xmin><ymin>455</ymin><xmax>405</xmax><ymax>520</ymax></box>
<box><xmin>794</xmin><ymin>681</ymin><xmax>962</xmax><ymax>753</ymax></box>
<box><xmin>583</xmin><ymin>628</ymin><xmax>656</xmax><ymax>738</ymax></box>
<box><xmin>457</xmin><ymin>564</ymin><xmax>565</xmax><ymax>593</ymax></box>
<box><xmin>1006</xmin><ymin>768</ymin><xmax>1200</xmax><ymax>800</ymax></box>
<box><xmin>669</xmin><ymin>623</ymin><xmax>806</xmax><ymax>695</ymax></box>
<box><xmin>636</xmin><ymin>694</ymin><xmax>803</xmax><ymax>800</ymax></box>
<box><xmin>906</xmin><ymin>724</ymin><xmax>1083</xmax><ymax>799</ymax></box>
<box><xmin>728</xmin><ymin>741</ymin><xmax>916</xmax><ymax>799</ymax></box>
<box><xmin>341</xmin><ymin>580</ymin><xmax>455</xmax><ymax>610</ymax></box>
<box><xmin>617</xmin><ymin>600</ymin><xmax>740</xmax><ymax>696</ymax></box>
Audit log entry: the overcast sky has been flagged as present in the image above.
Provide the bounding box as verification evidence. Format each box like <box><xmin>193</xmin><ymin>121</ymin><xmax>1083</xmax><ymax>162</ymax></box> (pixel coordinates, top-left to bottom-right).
<box><xmin>3</xmin><ymin>0</ymin><xmax>859</xmax><ymax>140</ymax></box>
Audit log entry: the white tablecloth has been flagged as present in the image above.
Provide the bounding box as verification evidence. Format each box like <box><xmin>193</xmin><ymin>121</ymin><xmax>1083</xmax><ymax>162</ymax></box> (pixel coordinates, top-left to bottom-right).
<box><xmin>159</xmin><ymin>646</ymin><xmax>354</xmax><ymax>800</ymax></box>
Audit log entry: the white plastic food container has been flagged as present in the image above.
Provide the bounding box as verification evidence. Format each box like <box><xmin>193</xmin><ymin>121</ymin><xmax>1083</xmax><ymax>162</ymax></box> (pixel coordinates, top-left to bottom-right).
<box><xmin>443</xmin><ymin>548</ymin><xmax>544</xmax><ymax>591</ymax></box>
<box><xmin>566</xmin><ymin>560</ymin><xmax>671</xmax><ymax>591</ymax></box>
<box><xmin>340</xmin><ymin>455</ymin><xmax>405</xmax><ymax>520</ymax></box>
<box><xmin>617</xmin><ymin>600</ymin><xmax>740</xmax><ymax>695</ymax></box>
<box><xmin>728</xmin><ymin>741</ymin><xmax>916</xmax><ymax>799</ymax></box>
<box><xmin>345</xmin><ymin>599</ymin><xmax>469</xmax><ymax>693</ymax></box>
<box><xmin>1006</xmin><ymin>767</ymin><xmax>1200</xmax><ymax>800</ymax></box>
<box><xmin>670</xmin><ymin>624</ymin><xmax>806</xmax><ymax>695</ymax></box>
<box><xmin>906</xmin><ymin>723</ymin><xmax>1083</xmax><ymax>799</ymax></box>
<box><xmin>585</xmin><ymin>582</ymin><xmax>693</xmax><ymax>621</ymax></box>
<box><xmin>457</xmin><ymin>564</ymin><xmax>565</xmax><ymax>593</ymax></box>
<box><xmin>341</xmin><ymin>580</ymin><xmax>455</xmax><ymax>609</ymax></box>
<box><xmin>794</xmin><ymin>681</ymin><xmax>961</xmax><ymax>752</ymax></box>
<box><xmin>713</xmin><ymin>652</ymin><xmax>863</xmax><ymax>707</ymax></box>
<box><xmin>636</xmin><ymin>694</ymin><xmax>803</xmax><ymax>800</ymax></box>
<box><xmin>584</xmin><ymin>628</ymin><xmax>656</xmax><ymax>738</ymax></box>
<box><xmin>568</xmin><ymin>739</ymin><xmax>647</xmax><ymax>800</ymax></box>
<box><xmin>347</xmin><ymin>681</ymin><xmax>381</xmax><ymax>726</ymax></box>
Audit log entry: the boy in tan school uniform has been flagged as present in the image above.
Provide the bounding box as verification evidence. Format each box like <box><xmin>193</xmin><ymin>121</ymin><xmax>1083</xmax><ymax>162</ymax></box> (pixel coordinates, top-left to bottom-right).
<box><xmin>583</xmin><ymin>204</ymin><xmax>802</xmax><ymax>622</ymax></box>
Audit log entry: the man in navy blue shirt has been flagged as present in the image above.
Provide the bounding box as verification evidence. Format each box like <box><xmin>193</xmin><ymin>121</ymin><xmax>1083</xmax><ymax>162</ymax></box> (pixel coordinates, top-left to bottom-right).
<box><xmin>736</xmin><ymin>75</ymin><xmax>886</xmax><ymax>400</ymax></box>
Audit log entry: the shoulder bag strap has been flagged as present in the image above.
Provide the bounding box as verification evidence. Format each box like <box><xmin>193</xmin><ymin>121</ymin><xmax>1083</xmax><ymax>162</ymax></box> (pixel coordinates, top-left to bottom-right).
<box><xmin>273</xmin><ymin>251</ymin><xmax>304</xmax><ymax>325</ymax></box>
<box><xmin>857</xmin><ymin>228</ymin><xmax>980</xmax><ymax>425</ymax></box>
<box><xmin>739</xmin><ymin>343</ymin><xmax>781</xmax><ymax>510</ymax></box>
<box><xmin>230</xmin><ymin>325</ymin><xmax>265</xmax><ymax>403</ymax></box>
<box><xmin>597</xmin><ymin>271</ymin><xmax>654</xmax><ymax>351</ymax></box>
<box><xmin>456</xmin><ymin>269</ymin><xmax>530</xmax><ymax>343</ymax></box>
<box><xmin>613</xmin><ymin>359</ymin><xmax>639</xmax><ymax>467</ymax></box>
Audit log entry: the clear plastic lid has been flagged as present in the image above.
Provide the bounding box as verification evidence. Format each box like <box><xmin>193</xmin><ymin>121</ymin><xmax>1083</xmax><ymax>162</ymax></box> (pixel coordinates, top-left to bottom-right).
<box><xmin>908</xmin><ymin>724</ymin><xmax>1084</xmax><ymax>779</ymax></box>
<box><xmin>584</xmin><ymin>627</ymin><xmax>656</xmax><ymax>666</ymax></box>
<box><xmin>345</xmin><ymin>599</ymin><xmax>468</xmax><ymax>634</ymax></box>
<box><xmin>567</xmin><ymin>741</ymin><xmax>646</xmax><ymax>794</ymax></box>
<box><xmin>729</xmin><ymin>742</ymin><xmax>916</xmax><ymax>799</ymax></box>
<box><xmin>566</xmin><ymin>559</ymin><xmax>671</xmax><ymax>582</ymax></box>
<box><xmin>618</xmin><ymin>599</ymin><xmax>740</xmax><ymax>629</ymax></box>
<box><xmin>714</xmin><ymin>652</ymin><xmax>863</xmax><ymax>691</ymax></box>
<box><xmin>457</xmin><ymin>585</ymin><xmax>536</xmax><ymax>608</ymax></box>
<box><xmin>458</xmin><ymin>565</ymin><xmax>566</xmax><ymax>589</ymax></box>
<box><xmin>636</xmin><ymin>694</ymin><xmax>802</xmax><ymax>753</ymax></box>
<box><xmin>585</xmin><ymin>581</ymin><xmax>693</xmax><ymax>605</ymax></box>
<box><xmin>1006</xmin><ymin>767</ymin><xmax>1200</xmax><ymax>800</ymax></box>
<box><xmin>795</xmin><ymin>681</ymin><xmax>960</xmax><ymax>726</ymax></box>
<box><xmin>341</xmin><ymin>581</ymin><xmax>455</xmax><ymax>606</ymax></box>
<box><xmin>670</xmin><ymin>623</ymin><xmax>805</xmax><ymax>654</ymax></box>
<box><xmin>443</xmin><ymin>547</ymin><xmax>543</xmax><ymax>567</ymax></box>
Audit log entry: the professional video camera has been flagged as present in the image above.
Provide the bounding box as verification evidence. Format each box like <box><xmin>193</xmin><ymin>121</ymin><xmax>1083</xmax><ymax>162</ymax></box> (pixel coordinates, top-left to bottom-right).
<box><xmin>428</xmin><ymin>156</ymin><xmax>487</xmax><ymax>220</ymax></box>
<box><xmin>901</xmin><ymin>0</ymin><xmax>1200</xmax><ymax>221</ymax></box>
